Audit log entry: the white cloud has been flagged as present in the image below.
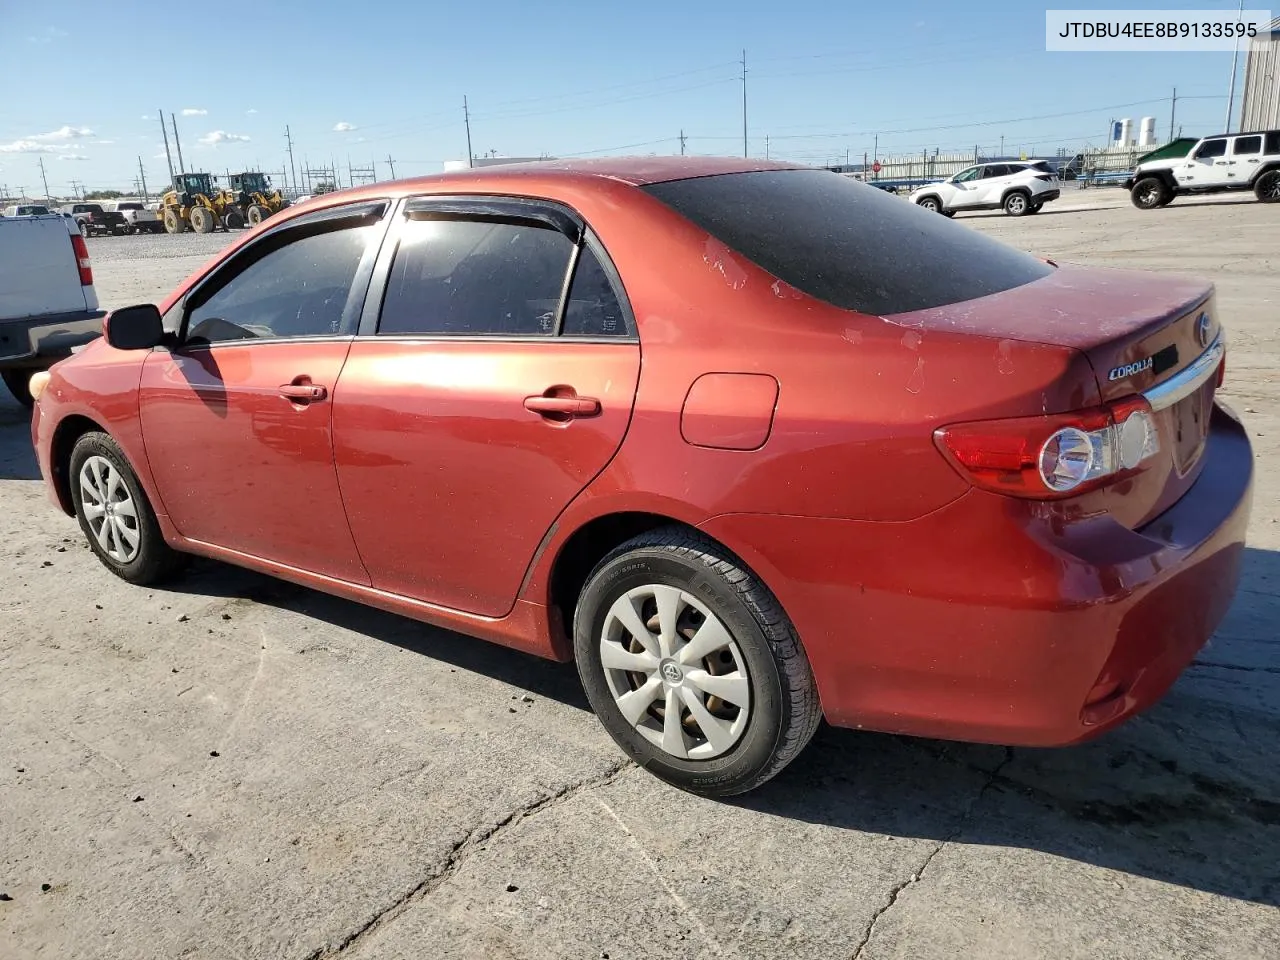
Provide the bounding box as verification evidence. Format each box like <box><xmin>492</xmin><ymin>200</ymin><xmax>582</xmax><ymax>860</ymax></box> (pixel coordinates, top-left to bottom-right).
<box><xmin>57</xmin><ymin>154</ymin><xmax>89</xmax><ymax>162</ymax></box>
<box><xmin>182</xmin><ymin>108</ymin><xmax>208</xmax><ymax>116</ymax></box>
<box><xmin>141</xmin><ymin>114</ymin><xmax>152</xmax><ymax>121</ymax></box>
<box><xmin>0</xmin><ymin>140</ymin><xmax>57</xmax><ymax>154</ymax></box>
<box><xmin>246</xmin><ymin>108</ymin><xmax>258</xmax><ymax>115</ymax></box>
<box><xmin>198</xmin><ymin>130</ymin><xmax>250</xmax><ymax>145</ymax></box>
<box><xmin>30</xmin><ymin>126</ymin><xmax>94</xmax><ymax>143</ymax></box>
<box><xmin>92</xmin><ymin>139</ymin><xmax>115</xmax><ymax>145</ymax></box>
<box><xmin>333</xmin><ymin>121</ymin><xmax>357</xmax><ymax>132</ymax></box>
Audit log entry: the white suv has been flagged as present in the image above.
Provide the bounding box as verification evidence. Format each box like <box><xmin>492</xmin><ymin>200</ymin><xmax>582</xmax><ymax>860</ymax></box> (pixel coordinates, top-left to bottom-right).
<box><xmin>910</xmin><ymin>162</ymin><xmax>1061</xmax><ymax>217</ymax></box>
<box><xmin>1125</xmin><ymin>130</ymin><xmax>1280</xmax><ymax>209</ymax></box>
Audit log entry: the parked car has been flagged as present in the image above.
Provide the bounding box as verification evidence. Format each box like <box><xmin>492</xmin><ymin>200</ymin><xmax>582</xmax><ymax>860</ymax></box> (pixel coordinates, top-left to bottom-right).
<box><xmin>910</xmin><ymin>161</ymin><xmax>1061</xmax><ymax>216</ymax></box>
<box><xmin>1</xmin><ymin>212</ymin><xmax>103</xmax><ymax>405</ymax></box>
<box><xmin>60</xmin><ymin>202</ymin><xmax>127</xmax><ymax>237</ymax></box>
<box><xmin>29</xmin><ymin>159</ymin><xmax>1249</xmax><ymax>796</ymax></box>
<box><xmin>2</xmin><ymin>204</ymin><xmax>53</xmax><ymax>217</ymax></box>
<box><xmin>1125</xmin><ymin>129</ymin><xmax>1280</xmax><ymax>209</ymax></box>
<box><xmin>109</xmin><ymin>200</ymin><xmax>162</xmax><ymax>234</ymax></box>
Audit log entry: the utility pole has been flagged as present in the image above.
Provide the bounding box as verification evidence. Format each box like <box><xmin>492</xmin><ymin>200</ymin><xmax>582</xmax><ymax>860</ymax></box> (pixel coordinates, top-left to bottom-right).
<box><xmin>386</xmin><ymin>154</ymin><xmax>397</xmax><ymax>179</ymax></box>
<box><xmin>741</xmin><ymin>49</ymin><xmax>748</xmax><ymax>158</ymax></box>
<box><xmin>69</xmin><ymin>178</ymin><xmax>83</xmax><ymax>200</ymax></box>
<box><xmin>158</xmin><ymin>110</ymin><xmax>175</xmax><ymax>185</ymax></box>
<box><xmin>285</xmin><ymin>125</ymin><xmax>298</xmax><ymax>196</ymax></box>
<box><xmin>137</xmin><ymin>156</ymin><xmax>149</xmax><ymax>202</ymax></box>
<box><xmin>1169</xmin><ymin>87</ymin><xmax>1178</xmax><ymax>142</ymax></box>
<box><xmin>679</xmin><ymin>129</ymin><xmax>687</xmax><ymax>156</ymax></box>
<box><xmin>873</xmin><ymin>133</ymin><xmax>878</xmax><ymax>166</ymax></box>
<box><xmin>766</xmin><ymin>135</ymin><xmax>771</xmax><ymax>159</ymax></box>
<box><xmin>38</xmin><ymin>157</ymin><xmax>52</xmax><ymax>203</ymax></box>
<box><xmin>1224</xmin><ymin>0</ymin><xmax>1245</xmax><ymax>132</ymax></box>
<box><xmin>171</xmin><ymin>112</ymin><xmax>185</xmax><ymax>175</ymax></box>
<box><xmin>463</xmin><ymin>95</ymin><xmax>474</xmax><ymax>168</ymax></box>
<box><xmin>1000</xmin><ymin>135</ymin><xmax>1005</xmax><ymax>157</ymax></box>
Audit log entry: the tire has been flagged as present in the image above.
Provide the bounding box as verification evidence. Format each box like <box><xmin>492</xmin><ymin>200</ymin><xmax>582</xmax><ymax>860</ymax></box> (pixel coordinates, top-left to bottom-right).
<box><xmin>1255</xmin><ymin>170</ymin><xmax>1280</xmax><ymax>203</ymax></box>
<box><xmin>1028</xmin><ymin>202</ymin><xmax>1043</xmax><ymax>215</ymax></box>
<box><xmin>189</xmin><ymin>206</ymin><xmax>214</xmax><ymax>234</ymax></box>
<box><xmin>1131</xmin><ymin>176</ymin><xmax>1169</xmax><ymax>210</ymax></box>
<box><xmin>1</xmin><ymin>368</ymin><xmax>36</xmax><ymax>408</ymax></box>
<box><xmin>1003</xmin><ymin>191</ymin><xmax>1030</xmax><ymax>216</ymax></box>
<box><xmin>223</xmin><ymin>209</ymin><xmax>246</xmax><ymax>230</ymax></box>
<box><xmin>573</xmin><ymin>526</ymin><xmax>821</xmax><ymax>797</ymax></box>
<box><xmin>163</xmin><ymin>209</ymin><xmax>186</xmax><ymax>234</ymax></box>
<box><xmin>247</xmin><ymin>204</ymin><xmax>267</xmax><ymax>225</ymax></box>
<box><xmin>79</xmin><ymin>220</ymin><xmax>90</xmax><ymax>238</ymax></box>
<box><xmin>69</xmin><ymin>432</ymin><xmax>187</xmax><ymax>586</ymax></box>
<box><xmin>941</xmin><ymin>210</ymin><xmax>955</xmax><ymax>217</ymax></box>
<box><xmin>916</xmin><ymin>196</ymin><xmax>942</xmax><ymax>213</ymax></box>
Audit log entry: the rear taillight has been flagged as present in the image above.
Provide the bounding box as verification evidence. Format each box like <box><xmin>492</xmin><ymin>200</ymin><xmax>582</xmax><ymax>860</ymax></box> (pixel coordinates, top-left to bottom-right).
<box><xmin>71</xmin><ymin>234</ymin><xmax>93</xmax><ymax>286</ymax></box>
<box><xmin>934</xmin><ymin>396</ymin><xmax>1159</xmax><ymax>499</ymax></box>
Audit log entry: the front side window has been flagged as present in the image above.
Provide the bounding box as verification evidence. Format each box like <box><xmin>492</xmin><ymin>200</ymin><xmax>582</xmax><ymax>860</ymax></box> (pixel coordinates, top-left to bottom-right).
<box><xmin>185</xmin><ymin>225</ymin><xmax>373</xmax><ymax>344</ymax></box>
<box><xmin>378</xmin><ymin>218</ymin><xmax>575</xmax><ymax>337</ymax></box>
<box><xmin>952</xmin><ymin>167</ymin><xmax>980</xmax><ymax>183</ymax></box>
<box><xmin>1194</xmin><ymin>139</ymin><xmax>1228</xmax><ymax>160</ymax></box>
<box><xmin>1232</xmin><ymin>135</ymin><xmax>1262</xmax><ymax>156</ymax></box>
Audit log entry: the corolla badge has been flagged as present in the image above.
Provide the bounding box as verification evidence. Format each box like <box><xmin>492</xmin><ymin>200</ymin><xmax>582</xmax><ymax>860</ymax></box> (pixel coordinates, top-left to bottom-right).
<box><xmin>1196</xmin><ymin>312</ymin><xmax>1212</xmax><ymax>349</ymax></box>
<box><xmin>1108</xmin><ymin>357</ymin><xmax>1154</xmax><ymax>381</ymax></box>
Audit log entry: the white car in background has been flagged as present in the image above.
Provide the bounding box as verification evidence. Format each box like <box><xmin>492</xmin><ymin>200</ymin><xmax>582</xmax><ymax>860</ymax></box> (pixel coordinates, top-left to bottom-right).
<box><xmin>108</xmin><ymin>200</ymin><xmax>162</xmax><ymax>234</ymax></box>
<box><xmin>910</xmin><ymin>161</ymin><xmax>1061</xmax><ymax>217</ymax></box>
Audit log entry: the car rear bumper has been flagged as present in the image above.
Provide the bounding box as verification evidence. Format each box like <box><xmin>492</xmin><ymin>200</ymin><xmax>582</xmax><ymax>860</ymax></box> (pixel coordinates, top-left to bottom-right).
<box><xmin>699</xmin><ymin>402</ymin><xmax>1253</xmax><ymax>747</ymax></box>
<box><xmin>1035</xmin><ymin>188</ymin><xmax>1061</xmax><ymax>202</ymax></box>
<box><xmin>0</xmin><ymin>310</ymin><xmax>105</xmax><ymax>364</ymax></box>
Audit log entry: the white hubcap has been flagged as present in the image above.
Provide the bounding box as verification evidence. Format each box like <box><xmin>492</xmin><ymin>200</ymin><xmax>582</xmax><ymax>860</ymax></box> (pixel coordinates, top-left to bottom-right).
<box><xmin>79</xmin><ymin>455</ymin><xmax>141</xmax><ymax>563</ymax></box>
<box><xmin>600</xmin><ymin>584</ymin><xmax>750</xmax><ymax>760</ymax></box>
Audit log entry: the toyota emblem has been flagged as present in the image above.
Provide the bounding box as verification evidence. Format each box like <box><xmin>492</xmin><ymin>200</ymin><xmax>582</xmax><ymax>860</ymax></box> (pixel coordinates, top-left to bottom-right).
<box><xmin>1196</xmin><ymin>312</ymin><xmax>1212</xmax><ymax>348</ymax></box>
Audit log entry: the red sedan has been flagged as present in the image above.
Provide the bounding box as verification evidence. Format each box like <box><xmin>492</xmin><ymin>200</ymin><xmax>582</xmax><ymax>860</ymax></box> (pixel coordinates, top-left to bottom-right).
<box><xmin>28</xmin><ymin>158</ymin><xmax>1251</xmax><ymax>796</ymax></box>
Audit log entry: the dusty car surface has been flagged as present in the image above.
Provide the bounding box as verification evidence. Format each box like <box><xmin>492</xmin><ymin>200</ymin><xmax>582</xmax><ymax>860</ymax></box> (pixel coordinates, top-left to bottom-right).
<box><xmin>27</xmin><ymin>157</ymin><xmax>1251</xmax><ymax>795</ymax></box>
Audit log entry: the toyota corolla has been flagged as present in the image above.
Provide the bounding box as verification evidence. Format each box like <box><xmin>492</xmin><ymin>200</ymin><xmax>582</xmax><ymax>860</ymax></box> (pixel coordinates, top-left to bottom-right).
<box><xmin>28</xmin><ymin>158</ymin><xmax>1252</xmax><ymax>796</ymax></box>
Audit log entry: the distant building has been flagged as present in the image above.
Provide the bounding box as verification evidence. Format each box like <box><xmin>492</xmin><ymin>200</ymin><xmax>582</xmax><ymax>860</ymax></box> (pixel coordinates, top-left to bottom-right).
<box><xmin>442</xmin><ymin>157</ymin><xmax>554</xmax><ymax>172</ymax></box>
<box><xmin>1239</xmin><ymin>16</ymin><xmax>1280</xmax><ymax>130</ymax></box>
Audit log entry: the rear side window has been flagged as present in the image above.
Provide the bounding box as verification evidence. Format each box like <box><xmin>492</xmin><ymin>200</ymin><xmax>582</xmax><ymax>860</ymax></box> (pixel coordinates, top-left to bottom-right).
<box><xmin>562</xmin><ymin>247</ymin><xmax>627</xmax><ymax>337</ymax></box>
<box><xmin>1232</xmin><ymin>135</ymin><xmax>1262</xmax><ymax>155</ymax></box>
<box><xmin>1267</xmin><ymin>132</ymin><xmax>1280</xmax><ymax>154</ymax></box>
<box><xmin>379</xmin><ymin>219</ymin><xmax>574</xmax><ymax>337</ymax></box>
<box><xmin>981</xmin><ymin>165</ymin><xmax>1008</xmax><ymax>179</ymax></box>
<box><xmin>643</xmin><ymin>169</ymin><xmax>1054</xmax><ymax>316</ymax></box>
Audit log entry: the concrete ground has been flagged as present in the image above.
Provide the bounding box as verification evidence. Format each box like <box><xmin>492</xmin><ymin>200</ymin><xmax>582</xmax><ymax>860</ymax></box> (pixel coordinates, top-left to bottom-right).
<box><xmin>2</xmin><ymin>188</ymin><xmax>1277</xmax><ymax>959</ymax></box>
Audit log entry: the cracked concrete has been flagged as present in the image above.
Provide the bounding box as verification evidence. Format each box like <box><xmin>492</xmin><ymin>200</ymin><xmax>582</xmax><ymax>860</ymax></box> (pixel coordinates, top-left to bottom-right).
<box><xmin>2</xmin><ymin>190</ymin><xmax>1278</xmax><ymax>958</ymax></box>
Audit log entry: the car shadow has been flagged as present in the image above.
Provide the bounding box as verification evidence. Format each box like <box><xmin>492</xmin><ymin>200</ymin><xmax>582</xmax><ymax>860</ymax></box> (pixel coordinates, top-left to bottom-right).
<box><xmin>0</xmin><ymin>394</ymin><xmax>39</xmax><ymax>480</ymax></box>
<box><xmin>166</xmin><ymin>544</ymin><xmax>1279</xmax><ymax>907</ymax></box>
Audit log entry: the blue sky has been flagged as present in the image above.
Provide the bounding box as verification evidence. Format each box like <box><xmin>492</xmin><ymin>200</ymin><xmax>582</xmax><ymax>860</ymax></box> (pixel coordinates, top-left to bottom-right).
<box><xmin>0</xmin><ymin>0</ymin><xmax>1256</xmax><ymax>195</ymax></box>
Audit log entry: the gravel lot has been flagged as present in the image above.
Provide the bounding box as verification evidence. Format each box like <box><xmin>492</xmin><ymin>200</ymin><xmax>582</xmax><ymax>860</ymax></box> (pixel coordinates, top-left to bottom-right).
<box><xmin>2</xmin><ymin>190</ymin><xmax>1277</xmax><ymax>959</ymax></box>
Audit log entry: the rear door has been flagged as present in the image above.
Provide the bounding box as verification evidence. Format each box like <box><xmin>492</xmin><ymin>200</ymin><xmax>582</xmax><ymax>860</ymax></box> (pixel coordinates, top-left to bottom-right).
<box><xmin>332</xmin><ymin>197</ymin><xmax>640</xmax><ymax>617</ymax></box>
<box><xmin>977</xmin><ymin>164</ymin><xmax>1010</xmax><ymax>204</ymax></box>
<box><xmin>1230</xmin><ymin>134</ymin><xmax>1264</xmax><ymax>181</ymax></box>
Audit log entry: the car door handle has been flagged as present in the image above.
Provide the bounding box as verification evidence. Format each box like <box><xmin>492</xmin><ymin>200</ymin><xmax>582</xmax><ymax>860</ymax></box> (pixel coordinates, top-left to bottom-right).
<box><xmin>524</xmin><ymin>393</ymin><xmax>601</xmax><ymax>418</ymax></box>
<box><xmin>1246</xmin><ymin>158</ymin><xmax>1259</xmax><ymax>163</ymax></box>
<box><xmin>1214</xmin><ymin>161</ymin><xmax>1230</xmax><ymax>165</ymax></box>
<box><xmin>279</xmin><ymin>378</ymin><xmax>328</xmax><ymax>403</ymax></box>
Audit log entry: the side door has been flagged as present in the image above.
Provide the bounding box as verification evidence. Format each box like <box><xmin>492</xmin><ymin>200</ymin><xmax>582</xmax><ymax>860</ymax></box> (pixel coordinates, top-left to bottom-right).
<box><xmin>1229</xmin><ymin>133</ymin><xmax>1264</xmax><ymax>182</ymax></box>
<box><xmin>976</xmin><ymin>164</ymin><xmax>1010</xmax><ymax>205</ymax></box>
<box><xmin>138</xmin><ymin>201</ymin><xmax>390</xmax><ymax>583</ymax></box>
<box><xmin>332</xmin><ymin>197</ymin><xmax>641</xmax><ymax>617</ymax></box>
<box><xmin>945</xmin><ymin>166</ymin><xmax>983</xmax><ymax>208</ymax></box>
<box><xmin>1176</xmin><ymin>138</ymin><xmax>1231</xmax><ymax>188</ymax></box>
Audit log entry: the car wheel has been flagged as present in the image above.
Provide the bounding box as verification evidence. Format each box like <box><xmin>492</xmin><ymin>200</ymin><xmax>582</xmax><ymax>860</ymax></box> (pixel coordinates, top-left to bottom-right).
<box><xmin>1255</xmin><ymin>170</ymin><xmax>1280</xmax><ymax>203</ymax></box>
<box><xmin>573</xmin><ymin>526</ymin><xmax>821</xmax><ymax>797</ymax></box>
<box><xmin>79</xmin><ymin>221</ymin><xmax>90</xmax><ymax>238</ymax></box>
<box><xmin>69</xmin><ymin>432</ymin><xmax>187</xmax><ymax>585</ymax></box>
<box><xmin>941</xmin><ymin>210</ymin><xmax>955</xmax><ymax>217</ymax></box>
<box><xmin>916</xmin><ymin>196</ymin><xmax>941</xmax><ymax>213</ymax></box>
<box><xmin>1003</xmin><ymin>191</ymin><xmax>1030</xmax><ymax>216</ymax></box>
<box><xmin>1027</xmin><ymin>202</ymin><xmax>1043</xmax><ymax>214</ymax></box>
<box><xmin>1131</xmin><ymin>176</ymin><xmax>1169</xmax><ymax>210</ymax></box>
<box><xmin>1</xmin><ymin>368</ymin><xmax>36</xmax><ymax>408</ymax></box>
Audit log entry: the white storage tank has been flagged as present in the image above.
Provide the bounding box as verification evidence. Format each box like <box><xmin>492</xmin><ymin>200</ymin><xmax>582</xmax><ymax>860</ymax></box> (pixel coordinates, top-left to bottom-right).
<box><xmin>1138</xmin><ymin>117</ymin><xmax>1157</xmax><ymax>146</ymax></box>
<box><xmin>1119</xmin><ymin>118</ymin><xmax>1133</xmax><ymax>146</ymax></box>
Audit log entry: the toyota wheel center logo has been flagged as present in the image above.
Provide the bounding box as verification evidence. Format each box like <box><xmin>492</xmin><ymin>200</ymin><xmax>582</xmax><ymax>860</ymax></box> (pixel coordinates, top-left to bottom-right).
<box><xmin>660</xmin><ymin>660</ymin><xmax>684</xmax><ymax>684</ymax></box>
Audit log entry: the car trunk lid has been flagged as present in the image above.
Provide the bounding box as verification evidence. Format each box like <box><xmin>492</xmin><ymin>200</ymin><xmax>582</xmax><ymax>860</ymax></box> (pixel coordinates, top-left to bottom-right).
<box><xmin>885</xmin><ymin>265</ymin><xmax>1222</xmax><ymax>528</ymax></box>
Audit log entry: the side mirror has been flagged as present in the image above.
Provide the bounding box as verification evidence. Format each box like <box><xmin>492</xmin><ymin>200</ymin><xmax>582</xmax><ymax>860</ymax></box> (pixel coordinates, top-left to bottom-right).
<box><xmin>104</xmin><ymin>304</ymin><xmax>165</xmax><ymax>350</ymax></box>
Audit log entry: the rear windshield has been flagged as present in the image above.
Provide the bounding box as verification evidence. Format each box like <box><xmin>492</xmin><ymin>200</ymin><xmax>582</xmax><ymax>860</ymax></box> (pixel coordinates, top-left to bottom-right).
<box><xmin>642</xmin><ymin>169</ymin><xmax>1053</xmax><ymax>315</ymax></box>
<box><xmin>116</xmin><ymin>202</ymin><xmax>143</xmax><ymax>210</ymax></box>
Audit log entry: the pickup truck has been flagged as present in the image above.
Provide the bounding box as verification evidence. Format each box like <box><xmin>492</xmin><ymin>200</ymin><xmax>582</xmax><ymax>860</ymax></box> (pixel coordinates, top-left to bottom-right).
<box><xmin>108</xmin><ymin>200</ymin><xmax>162</xmax><ymax>234</ymax></box>
<box><xmin>1125</xmin><ymin>128</ymin><xmax>1280</xmax><ymax>209</ymax></box>
<box><xmin>2</xmin><ymin>204</ymin><xmax>53</xmax><ymax>217</ymax></box>
<box><xmin>60</xmin><ymin>202</ymin><xmax>128</xmax><ymax>237</ymax></box>
<box><xmin>0</xmin><ymin>214</ymin><xmax>104</xmax><ymax>406</ymax></box>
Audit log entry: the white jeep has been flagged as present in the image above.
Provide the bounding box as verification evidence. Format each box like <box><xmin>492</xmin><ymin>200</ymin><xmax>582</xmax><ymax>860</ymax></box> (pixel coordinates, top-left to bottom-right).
<box><xmin>1126</xmin><ymin>130</ymin><xmax>1280</xmax><ymax>209</ymax></box>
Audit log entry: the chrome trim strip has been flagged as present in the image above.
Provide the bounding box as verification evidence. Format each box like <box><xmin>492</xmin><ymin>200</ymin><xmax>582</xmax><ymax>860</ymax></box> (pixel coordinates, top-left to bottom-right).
<box><xmin>1143</xmin><ymin>332</ymin><xmax>1224</xmax><ymax>412</ymax></box>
